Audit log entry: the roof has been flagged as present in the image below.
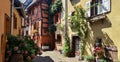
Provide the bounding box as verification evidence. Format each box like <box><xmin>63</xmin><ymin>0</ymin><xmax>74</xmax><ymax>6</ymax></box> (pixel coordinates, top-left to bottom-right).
<box><xmin>26</xmin><ymin>0</ymin><xmax>37</xmax><ymax>10</ymax></box>
<box><xmin>14</xmin><ymin>0</ymin><xmax>26</xmax><ymax>18</ymax></box>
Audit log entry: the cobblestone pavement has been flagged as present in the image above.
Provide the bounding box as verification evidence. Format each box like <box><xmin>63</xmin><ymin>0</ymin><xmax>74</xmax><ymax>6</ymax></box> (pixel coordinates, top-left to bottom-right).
<box><xmin>33</xmin><ymin>50</ymin><xmax>85</xmax><ymax>62</ymax></box>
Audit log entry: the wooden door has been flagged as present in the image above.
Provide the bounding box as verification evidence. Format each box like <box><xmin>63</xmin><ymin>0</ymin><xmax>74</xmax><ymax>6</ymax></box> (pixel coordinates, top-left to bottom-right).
<box><xmin>1</xmin><ymin>14</ymin><xmax>10</xmax><ymax>62</ymax></box>
<box><xmin>1</xmin><ymin>34</ymin><xmax>6</xmax><ymax>62</ymax></box>
<box><xmin>72</xmin><ymin>36</ymin><xmax>80</xmax><ymax>57</ymax></box>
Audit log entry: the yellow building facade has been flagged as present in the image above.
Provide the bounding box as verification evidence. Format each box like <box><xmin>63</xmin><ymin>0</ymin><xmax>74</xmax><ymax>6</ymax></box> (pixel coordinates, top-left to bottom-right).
<box><xmin>58</xmin><ymin>0</ymin><xmax>120</xmax><ymax>61</ymax></box>
<box><xmin>78</xmin><ymin>0</ymin><xmax>120</xmax><ymax>60</ymax></box>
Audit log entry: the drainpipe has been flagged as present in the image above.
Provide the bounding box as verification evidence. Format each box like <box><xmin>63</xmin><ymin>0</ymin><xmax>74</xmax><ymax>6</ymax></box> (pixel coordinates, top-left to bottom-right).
<box><xmin>10</xmin><ymin>0</ymin><xmax>14</xmax><ymax>34</ymax></box>
<box><xmin>39</xmin><ymin>0</ymin><xmax>42</xmax><ymax>48</ymax></box>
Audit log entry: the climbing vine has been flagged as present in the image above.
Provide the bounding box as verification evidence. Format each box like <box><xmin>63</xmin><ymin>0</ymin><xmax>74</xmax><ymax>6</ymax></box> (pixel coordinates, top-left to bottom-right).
<box><xmin>70</xmin><ymin>6</ymin><xmax>89</xmax><ymax>58</ymax></box>
<box><xmin>49</xmin><ymin>0</ymin><xmax>63</xmax><ymax>15</ymax></box>
<box><xmin>48</xmin><ymin>0</ymin><xmax>63</xmax><ymax>34</ymax></box>
<box><xmin>70</xmin><ymin>6</ymin><xmax>88</xmax><ymax>40</ymax></box>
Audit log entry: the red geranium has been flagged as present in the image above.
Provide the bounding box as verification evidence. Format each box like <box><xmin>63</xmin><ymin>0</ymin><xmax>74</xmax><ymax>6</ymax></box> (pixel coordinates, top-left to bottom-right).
<box><xmin>94</xmin><ymin>47</ymin><xmax>104</xmax><ymax>58</ymax></box>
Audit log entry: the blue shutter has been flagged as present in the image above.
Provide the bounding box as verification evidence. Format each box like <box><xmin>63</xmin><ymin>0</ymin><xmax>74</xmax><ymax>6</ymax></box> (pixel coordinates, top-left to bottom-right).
<box><xmin>102</xmin><ymin>0</ymin><xmax>110</xmax><ymax>13</ymax></box>
<box><xmin>86</xmin><ymin>1</ymin><xmax>91</xmax><ymax>17</ymax></box>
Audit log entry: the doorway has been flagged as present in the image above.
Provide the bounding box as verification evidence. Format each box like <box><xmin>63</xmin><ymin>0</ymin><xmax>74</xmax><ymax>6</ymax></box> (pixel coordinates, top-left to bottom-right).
<box><xmin>72</xmin><ymin>36</ymin><xmax>80</xmax><ymax>57</ymax></box>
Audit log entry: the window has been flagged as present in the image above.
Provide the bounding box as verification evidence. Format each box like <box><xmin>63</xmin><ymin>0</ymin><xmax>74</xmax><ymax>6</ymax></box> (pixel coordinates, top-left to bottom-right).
<box><xmin>70</xmin><ymin>0</ymin><xmax>81</xmax><ymax>5</ymax></box>
<box><xmin>35</xmin><ymin>8</ymin><xmax>38</xmax><ymax>17</ymax></box>
<box><xmin>44</xmin><ymin>28</ymin><xmax>48</xmax><ymax>33</ymax></box>
<box><xmin>56</xmin><ymin>35</ymin><xmax>61</xmax><ymax>44</ymax></box>
<box><xmin>5</xmin><ymin>14</ymin><xmax>10</xmax><ymax>34</ymax></box>
<box><xmin>86</xmin><ymin>0</ymin><xmax>111</xmax><ymax>17</ymax></box>
<box><xmin>42</xmin><ymin>27</ymin><xmax>49</xmax><ymax>36</ymax></box>
<box><xmin>14</xmin><ymin>15</ymin><xmax>17</xmax><ymax>29</ymax></box>
<box><xmin>91</xmin><ymin>0</ymin><xmax>98</xmax><ymax>17</ymax></box>
<box><xmin>31</xmin><ymin>9</ymin><xmax>34</xmax><ymax>15</ymax></box>
<box><xmin>26</xmin><ymin>31</ymin><xmax>28</xmax><ymax>35</ymax></box>
<box><xmin>34</xmin><ymin>22</ymin><xmax>37</xmax><ymax>29</ymax></box>
<box><xmin>55</xmin><ymin>14</ymin><xmax>58</xmax><ymax>24</ymax></box>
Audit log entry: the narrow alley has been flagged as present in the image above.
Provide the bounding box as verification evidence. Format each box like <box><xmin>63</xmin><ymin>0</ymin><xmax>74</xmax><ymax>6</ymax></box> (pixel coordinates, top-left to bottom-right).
<box><xmin>0</xmin><ymin>0</ymin><xmax>120</xmax><ymax>62</ymax></box>
<box><xmin>33</xmin><ymin>51</ymin><xmax>83</xmax><ymax>62</ymax></box>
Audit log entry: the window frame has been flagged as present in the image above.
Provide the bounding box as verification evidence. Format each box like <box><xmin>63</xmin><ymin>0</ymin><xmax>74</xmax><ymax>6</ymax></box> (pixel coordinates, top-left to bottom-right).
<box><xmin>86</xmin><ymin>0</ymin><xmax>111</xmax><ymax>18</ymax></box>
<box><xmin>13</xmin><ymin>14</ymin><xmax>17</xmax><ymax>29</ymax></box>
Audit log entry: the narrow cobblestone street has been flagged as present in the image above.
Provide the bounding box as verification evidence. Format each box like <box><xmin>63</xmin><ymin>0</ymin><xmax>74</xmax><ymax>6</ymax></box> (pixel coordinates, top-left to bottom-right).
<box><xmin>33</xmin><ymin>50</ymin><xmax>85</xmax><ymax>62</ymax></box>
<box><xmin>1</xmin><ymin>0</ymin><xmax>119</xmax><ymax>62</ymax></box>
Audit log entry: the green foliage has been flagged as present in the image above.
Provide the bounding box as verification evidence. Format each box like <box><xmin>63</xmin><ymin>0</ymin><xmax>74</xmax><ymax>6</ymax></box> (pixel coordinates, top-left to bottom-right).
<box><xmin>7</xmin><ymin>34</ymin><xmax>19</xmax><ymax>49</ymax></box>
<box><xmin>97</xmin><ymin>50</ymin><xmax>104</xmax><ymax>55</ymax></box>
<box><xmin>56</xmin><ymin>23</ymin><xmax>64</xmax><ymax>31</ymax></box>
<box><xmin>48</xmin><ymin>0</ymin><xmax>63</xmax><ymax>34</ymax></box>
<box><xmin>6</xmin><ymin>35</ymin><xmax>40</xmax><ymax>61</ymax></box>
<box><xmin>79</xmin><ymin>43</ymin><xmax>85</xmax><ymax>51</ymax></box>
<box><xmin>49</xmin><ymin>0</ymin><xmax>63</xmax><ymax>15</ymax></box>
<box><xmin>70</xmin><ymin>6</ymin><xmax>88</xmax><ymax>40</ymax></box>
<box><xmin>63</xmin><ymin>36</ymin><xmax>71</xmax><ymax>56</ymax></box>
<box><xmin>49</xmin><ymin>24</ymin><xmax>56</xmax><ymax>34</ymax></box>
<box><xmin>70</xmin><ymin>7</ymin><xmax>89</xmax><ymax>58</ymax></box>
<box><xmin>99</xmin><ymin>59</ymin><xmax>107</xmax><ymax>62</ymax></box>
<box><xmin>84</xmin><ymin>55</ymin><xmax>95</xmax><ymax>61</ymax></box>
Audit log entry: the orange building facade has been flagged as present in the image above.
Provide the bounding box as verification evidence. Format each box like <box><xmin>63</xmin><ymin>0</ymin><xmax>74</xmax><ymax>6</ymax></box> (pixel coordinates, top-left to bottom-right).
<box><xmin>0</xmin><ymin>0</ymin><xmax>25</xmax><ymax>62</ymax></box>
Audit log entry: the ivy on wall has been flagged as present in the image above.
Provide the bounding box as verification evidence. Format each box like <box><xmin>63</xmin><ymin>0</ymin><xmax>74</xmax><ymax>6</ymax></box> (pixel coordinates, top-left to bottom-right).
<box><xmin>48</xmin><ymin>0</ymin><xmax>63</xmax><ymax>34</ymax></box>
<box><xmin>49</xmin><ymin>0</ymin><xmax>63</xmax><ymax>15</ymax></box>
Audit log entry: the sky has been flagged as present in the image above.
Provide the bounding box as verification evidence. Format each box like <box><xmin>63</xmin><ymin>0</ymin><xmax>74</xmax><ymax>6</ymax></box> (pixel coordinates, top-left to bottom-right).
<box><xmin>19</xmin><ymin>0</ymin><xmax>26</xmax><ymax>3</ymax></box>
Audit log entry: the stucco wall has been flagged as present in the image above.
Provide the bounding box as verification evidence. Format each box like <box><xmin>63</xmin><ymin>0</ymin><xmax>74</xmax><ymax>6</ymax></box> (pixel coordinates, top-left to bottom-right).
<box><xmin>102</xmin><ymin>0</ymin><xmax>120</xmax><ymax>60</ymax></box>
<box><xmin>79</xmin><ymin>0</ymin><xmax>120</xmax><ymax>60</ymax></box>
<box><xmin>0</xmin><ymin>0</ymin><xmax>23</xmax><ymax>62</ymax></box>
<box><xmin>12</xmin><ymin>9</ymin><xmax>22</xmax><ymax>36</ymax></box>
<box><xmin>0</xmin><ymin>0</ymin><xmax>11</xmax><ymax>62</ymax></box>
<box><xmin>60</xmin><ymin>0</ymin><xmax>120</xmax><ymax>60</ymax></box>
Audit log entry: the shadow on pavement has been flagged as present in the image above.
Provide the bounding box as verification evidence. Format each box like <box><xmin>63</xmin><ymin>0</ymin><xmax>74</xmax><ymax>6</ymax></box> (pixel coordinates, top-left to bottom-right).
<box><xmin>33</xmin><ymin>56</ymin><xmax>54</xmax><ymax>62</ymax></box>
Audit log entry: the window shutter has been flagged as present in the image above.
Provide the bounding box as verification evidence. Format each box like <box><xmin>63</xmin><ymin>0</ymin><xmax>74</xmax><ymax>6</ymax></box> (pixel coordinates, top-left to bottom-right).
<box><xmin>86</xmin><ymin>1</ymin><xmax>91</xmax><ymax>17</ymax></box>
<box><xmin>97</xmin><ymin>0</ymin><xmax>103</xmax><ymax>15</ymax></box>
<box><xmin>102</xmin><ymin>0</ymin><xmax>110</xmax><ymax>13</ymax></box>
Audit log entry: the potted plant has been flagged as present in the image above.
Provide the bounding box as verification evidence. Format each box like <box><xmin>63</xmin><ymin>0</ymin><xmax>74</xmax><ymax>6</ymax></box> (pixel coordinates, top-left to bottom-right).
<box><xmin>85</xmin><ymin>55</ymin><xmax>95</xmax><ymax>62</ymax></box>
<box><xmin>63</xmin><ymin>36</ymin><xmax>71</xmax><ymax>57</ymax></box>
<box><xmin>95</xmin><ymin>47</ymin><xmax>105</xmax><ymax>59</ymax></box>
